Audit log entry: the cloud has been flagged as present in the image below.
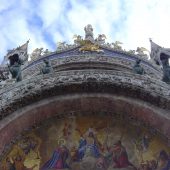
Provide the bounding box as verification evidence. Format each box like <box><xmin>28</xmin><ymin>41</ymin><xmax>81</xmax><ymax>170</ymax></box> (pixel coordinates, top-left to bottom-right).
<box><xmin>0</xmin><ymin>0</ymin><xmax>170</xmax><ymax>63</ymax></box>
<box><xmin>120</xmin><ymin>0</ymin><xmax>170</xmax><ymax>50</ymax></box>
<box><xmin>0</xmin><ymin>0</ymin><xmax>51</xmax><ymax>62</ymax></box>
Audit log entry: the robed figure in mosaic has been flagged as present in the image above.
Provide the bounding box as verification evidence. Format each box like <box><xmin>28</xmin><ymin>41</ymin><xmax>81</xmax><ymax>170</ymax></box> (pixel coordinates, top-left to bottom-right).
<box><xmin>41</xmin><ymin>140</ymin><xmax>70</xmax><ymax>170</ymax></box>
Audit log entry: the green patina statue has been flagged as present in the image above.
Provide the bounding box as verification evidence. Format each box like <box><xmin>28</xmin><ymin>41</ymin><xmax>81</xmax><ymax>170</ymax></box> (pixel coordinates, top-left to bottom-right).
<box><xmin>41</xmin><ymin>59</ymin><xmax>53</xmax><ymax>74</ymax></box>
<box><xmin>162</xmin><ymin>60</ymin><xmax>170</xmax><ymax>84</ymax></box>
<box><xmin>133</xmin><ymin>59</ymin><xmax>145</xmax><ymax>75</ymax></box>
<box><xmin>8</xmin><ymin>59</ymin><xmax>23</xmax><ymax>82</ymax></box>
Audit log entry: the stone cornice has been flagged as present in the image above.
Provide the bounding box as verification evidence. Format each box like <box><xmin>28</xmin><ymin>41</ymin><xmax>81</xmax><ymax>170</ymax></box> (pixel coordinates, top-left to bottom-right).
<box><xmin>22</xmin><ymin>54</ymin><xmax>162</xmax><ymax>80</ymax></box>
<box><xmin>0</xmin><ymin>70</ymin><xmax>170</xmax><ymax>120</ymax></box>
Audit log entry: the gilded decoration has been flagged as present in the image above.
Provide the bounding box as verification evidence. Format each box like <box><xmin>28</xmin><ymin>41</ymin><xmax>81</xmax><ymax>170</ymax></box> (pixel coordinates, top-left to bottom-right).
<box><xmin>78</xmin><ymin>40</ymin><xmax>104</xmax><ymax>53</ymax></box>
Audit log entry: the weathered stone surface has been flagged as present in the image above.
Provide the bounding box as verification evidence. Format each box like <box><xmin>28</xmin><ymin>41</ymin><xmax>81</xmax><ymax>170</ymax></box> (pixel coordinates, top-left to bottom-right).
<box><xmin>22</xmin><ymin>52</ymin><xmax>162</xmax><ymax>80</ymax></box>
<box><xmin>0</xmin><ymin>70</ymin><xmax>170</xmax><ymax>119</ymax></box>
<box><xmin>0</xmin><ymin>49</ymin><xmax>170</xmax><ymax>160</ymax></box>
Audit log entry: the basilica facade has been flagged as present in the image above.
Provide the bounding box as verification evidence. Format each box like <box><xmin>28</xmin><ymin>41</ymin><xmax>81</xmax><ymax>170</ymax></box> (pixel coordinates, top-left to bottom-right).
<box><xmin>0</xmin><ymin>25</ymin><xmax>170</xmax><ymax>170</ymax></box>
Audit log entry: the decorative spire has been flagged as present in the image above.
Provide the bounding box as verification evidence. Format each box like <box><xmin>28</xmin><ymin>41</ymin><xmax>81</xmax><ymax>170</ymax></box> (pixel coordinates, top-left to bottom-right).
<box><xmin>5</xmin><ymin>40</ymin><xmax>30</xmax><ymax>63</ymax></box>
<box><xmin>149</xmin><ymin>39</ymin><xmax>170</xmax><ymax>65</ymax></box>
<box><xmin>149</xmin><ymin>39</ymin><xmax>161</xmax><ymax>62</ymax></box>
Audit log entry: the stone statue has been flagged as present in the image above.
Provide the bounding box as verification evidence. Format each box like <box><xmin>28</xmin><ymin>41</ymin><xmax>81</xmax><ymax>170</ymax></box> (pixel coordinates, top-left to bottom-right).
<box><xmin>8</xmin><ymin>59</ymin><xmax>23</xmax><ymax>82</ymax></box>
<box><xmin>133</xmin><ymin>59</ymin><xmax>145</xmax><ymax>75</ymax></box>
<box><xmin>73</xmin><ymin>34</ymin><xmax>83</xmax><ymax>45</ymax></box>
<box><xmin>0</xmin><ymin>71</ymin><xmax>6</xmax><ymax>81</ymax></box>
<box><xmin>111</xmin><ymin>41</ymin><xmax>123</xmax><ymax>50</ymax></box>
<box><xmin>57</xmin><ymin>42</ymin><xmax>66</xmax><ymax>51</ymax></box>
<box><xmin>84</xmin><ymin>24</ymin><xmax>94</xmax><ymax>42</ymax></box>
<box><xmin>95</xmin><ymin>34</ymin><xmax>106</xmax><ymax>45</ymax></box>
<box><xmin>41</xmin><ymin>59</ymin><xmax>53</xmax><ymax>74</ymax></box>
<box><xmin>136</xmin><ymin>47</ymin><xmax>148</xmax><ymax>57</ymax></box>
<box><xmin>30</xmin><ymin>48</ymin><xmax>43</xmax><ymax>61</ymax></box>
<box><xmin>162</xmin><ymin>60</ymin><xmax>170</xmax><ymax>84</ymax></box>
<box><xmin>127</xmin><ymin>50</ymin><xmax>135</xmax><ymax>55</ymax></box>
<box><xmin>0</xmin><ymin>67</ymin><xmax>9</xmax><ymax>81</ymax></box>
<box><xmin>43</xmin><ymin>49</ymin><xmax>51</xmax><ymax>55</ymax></box>
<box><xmin>105</xmin><ymin>43</ymin><xmax>112</xmax><ymax>48</ymax></box>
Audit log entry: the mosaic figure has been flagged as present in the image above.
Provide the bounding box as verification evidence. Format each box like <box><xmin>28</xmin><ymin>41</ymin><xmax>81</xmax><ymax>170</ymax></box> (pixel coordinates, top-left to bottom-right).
<box><xmin>41</xmin><ymin>139</ymin><xmax>70</xmax><ymax>170</ymax></box>
<box><xmin>107</xmin><ymin>141</ymin><xmax>136</xmax><ymax>170</ymax></box>
<box><xmin>1</xmin><ymin>115</ymin><xmax>170</xmax><ymax>170</ymax></box>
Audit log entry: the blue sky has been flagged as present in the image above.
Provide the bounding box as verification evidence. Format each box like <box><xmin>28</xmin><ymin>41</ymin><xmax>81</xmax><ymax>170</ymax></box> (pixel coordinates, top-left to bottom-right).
<box><xmin>0</xmin><ymin>0</ymin><xmax>170</xmax><ymax>62</ymax></box>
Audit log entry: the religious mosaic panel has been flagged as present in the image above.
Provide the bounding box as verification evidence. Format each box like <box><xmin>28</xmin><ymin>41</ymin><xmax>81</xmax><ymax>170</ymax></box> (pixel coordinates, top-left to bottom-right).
<box><xmin>1</xmin><ymin>114</ymin><xmax>170</xmax><ymax>170</ymax></box>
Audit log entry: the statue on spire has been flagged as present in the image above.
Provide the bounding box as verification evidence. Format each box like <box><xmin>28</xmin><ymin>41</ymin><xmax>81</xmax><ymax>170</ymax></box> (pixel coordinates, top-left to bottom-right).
<box><xmin>84</xmin><ymin>24</ymin><xmax>94</xmax><ymax>42</ymax></box>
